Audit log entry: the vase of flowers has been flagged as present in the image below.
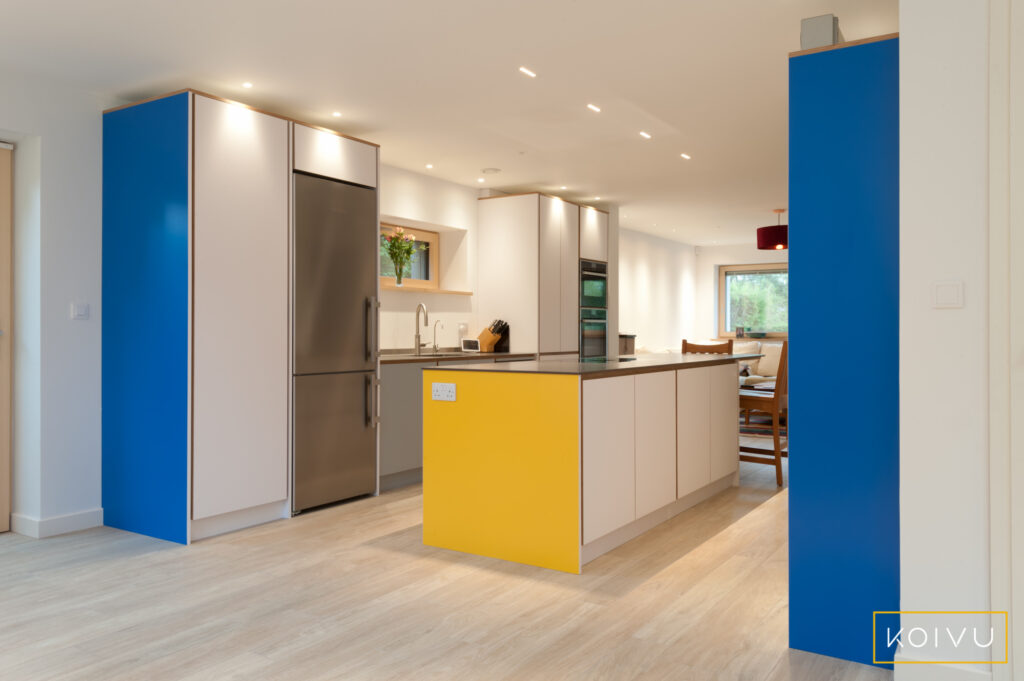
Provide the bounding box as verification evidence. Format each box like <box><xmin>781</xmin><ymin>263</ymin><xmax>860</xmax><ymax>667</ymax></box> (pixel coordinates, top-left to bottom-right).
<box><xmin>380</xmin><ymin>227</ymin><xmax>424</xmax><ymax>286</ymax></box>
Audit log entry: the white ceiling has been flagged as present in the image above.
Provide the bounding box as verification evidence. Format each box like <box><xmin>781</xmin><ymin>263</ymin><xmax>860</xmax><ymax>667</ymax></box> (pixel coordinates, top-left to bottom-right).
<box><xmin>0</xmin><ymin>0</ymin><xmax>897</xmax><ymax>245</ymax></box>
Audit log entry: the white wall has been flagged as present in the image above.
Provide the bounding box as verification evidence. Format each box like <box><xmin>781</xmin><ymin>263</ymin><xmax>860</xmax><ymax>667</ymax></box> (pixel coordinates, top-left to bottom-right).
<box><xmin>618</xmin><ymin>228</ymin><xmax>697</xmax><ymax>353</ymax></box>
<box><xmin>694</xmin><ymin>243</ymin><xmax>788</xmax><ymax>340</ymax></box>
<box><xmin>378</xmin><ymin>165</ymin><xmax>479</xmax><ymax>350</ymax></box>
<box><xmin>898</xmin><ymin>2</ymin><xmax>993</xmax><ymax>677</ymax></box>
<box><xmin>0</xmin><ymin>66</ymin><xmax>111</xmax><ymax>536</ymax></box>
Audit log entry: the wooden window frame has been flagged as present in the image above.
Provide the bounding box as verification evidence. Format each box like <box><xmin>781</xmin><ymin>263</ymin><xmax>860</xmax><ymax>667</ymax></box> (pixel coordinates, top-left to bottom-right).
<box><xmin>717</xmin><ymin>262</ymin><xmax>789</xmax><ymax>339</ymax></box>
<box><xmin>380</xmin><ymin>223</ymin><xmax>440</xmax><ymax>292</ymax></box>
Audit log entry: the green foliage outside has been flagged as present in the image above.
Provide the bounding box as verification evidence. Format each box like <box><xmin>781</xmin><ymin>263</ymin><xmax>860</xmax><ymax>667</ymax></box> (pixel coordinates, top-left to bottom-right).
<box><xmin>726</xmin><ymin>271</ymin><xmax>788</xmax><ymax>333</ymax></box>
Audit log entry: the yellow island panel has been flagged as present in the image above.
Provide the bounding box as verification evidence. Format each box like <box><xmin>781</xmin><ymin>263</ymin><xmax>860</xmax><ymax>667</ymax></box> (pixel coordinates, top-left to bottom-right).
<box><xmin>422</xmin><ymin>370</ymin><xmax>580</xmax><ymax>573</ymax></box>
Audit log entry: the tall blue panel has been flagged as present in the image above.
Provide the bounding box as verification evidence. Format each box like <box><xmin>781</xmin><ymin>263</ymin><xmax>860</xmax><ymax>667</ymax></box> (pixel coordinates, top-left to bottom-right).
<box><xmin>788</xmin><ymin>39</ymin><xmax>899</xmax><ymax>667</ymax></box>
<box><xmin>102</xmin><ymin>93</ymin><xmax>189</xmax><ymax>543</ymax></box>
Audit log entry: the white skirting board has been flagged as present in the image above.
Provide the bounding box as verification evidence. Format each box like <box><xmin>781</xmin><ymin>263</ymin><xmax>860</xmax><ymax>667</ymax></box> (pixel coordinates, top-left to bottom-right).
<box><xmin>11</xmin><ymin>507</ymin><xmax>104</xmax><ymax>538</ymax></box>
<box><xmin>580</xmin><ymin>474</ymin><xmax>734</xmax><ymax>566</ymax></box>
<box><xmin>190</xmin><ymin>500</ymin><xmax>289</xmax><ymax>542</ymax></box>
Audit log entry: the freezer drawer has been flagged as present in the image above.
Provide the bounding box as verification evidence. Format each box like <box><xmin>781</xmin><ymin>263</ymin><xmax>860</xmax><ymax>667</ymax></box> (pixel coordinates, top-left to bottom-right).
<box><xmin>293</xmin><ymin>372</ymin><xmax>377</xmax><ymax>512</ymax></box>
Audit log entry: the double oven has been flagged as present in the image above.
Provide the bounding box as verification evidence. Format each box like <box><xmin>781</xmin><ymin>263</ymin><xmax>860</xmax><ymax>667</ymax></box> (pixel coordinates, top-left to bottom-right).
<box><xmin>579</xmin><ymin>260</ymin><xmax>608</xmax><ymax>359</ymax></box>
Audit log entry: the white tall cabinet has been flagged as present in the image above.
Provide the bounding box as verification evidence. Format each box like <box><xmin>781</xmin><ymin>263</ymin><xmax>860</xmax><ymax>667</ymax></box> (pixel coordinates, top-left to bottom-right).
<box><xmin>539</xmin><ymin>195</ymin><xmax>580</xmax><ymax>354</ymax></box>
<box><xmin>103</xmin><ymin>89</ymin><xmax>380</xmax><ymax>544</ymax></box>
<box><xmin>192</xmin><ymin>95</ymin><xmax>290</xmax><ymax>523</ymax></box>
<box><xmin>478</xmin><ymin>193</ymin><xmax>602</xmax><ymax>355</ymax></box>
<box><xmin>580</xmin><ymin>206</ymin><xmax>609</xmax><ymax>262</ymax></box>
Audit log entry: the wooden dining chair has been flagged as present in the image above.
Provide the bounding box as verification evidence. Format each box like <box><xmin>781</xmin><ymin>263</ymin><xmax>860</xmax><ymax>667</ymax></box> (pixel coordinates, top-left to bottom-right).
<box><xmin>681</xmin><ymin>339</ymin><xmax>734</xmax><ymax>354</ymax></box>
<box><xmin>739</xmin><ymin>341</ymin><xmax>788</xmax><ymax>486</ymax></box>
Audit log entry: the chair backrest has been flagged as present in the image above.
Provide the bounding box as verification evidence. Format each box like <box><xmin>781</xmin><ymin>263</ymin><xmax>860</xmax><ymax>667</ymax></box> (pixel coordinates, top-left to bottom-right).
<box><xmin>768</xmin><ymin>341</ymin><xmax>788</xmax><ymax>403</ymax></box>
<box><xmin>681</xmin><ymin>339</ymin><xmax>734</xmax><ymax>354</ymax></box>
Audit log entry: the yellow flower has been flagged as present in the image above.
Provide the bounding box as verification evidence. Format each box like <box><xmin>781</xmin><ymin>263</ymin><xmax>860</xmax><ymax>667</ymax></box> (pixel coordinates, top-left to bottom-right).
<box><xmin>409</xmin><ymin>235</ymin><xmax>416</xmax><ymax>241</ymax></box>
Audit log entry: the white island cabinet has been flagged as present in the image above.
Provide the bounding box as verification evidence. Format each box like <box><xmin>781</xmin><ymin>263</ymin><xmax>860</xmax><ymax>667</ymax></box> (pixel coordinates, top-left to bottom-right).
<box><xmin>423</xmin><ymin>353</ymin><xmax>752</xmax><ymax>573</ymax></box>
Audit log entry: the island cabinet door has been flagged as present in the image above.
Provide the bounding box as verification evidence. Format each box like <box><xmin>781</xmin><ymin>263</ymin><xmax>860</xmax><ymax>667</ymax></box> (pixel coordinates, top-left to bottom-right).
<box><xmin>635</xmin><ymin>371</ymin><xmax>677</xmax><ymax>517</ymax></box>
<box><xmin>677</xmin><ymin>367</ymin><xmax>712</xmax><ymax>498</ymax></box>
<box><xmin>708</xmin><ymin>363</ymin><xmax>740</xmax><ymax>480</ymax></box>
<box><xmin>582</xmin><ymin>375</ymin><xmax>636</xmax><ymax>544</ymax></box>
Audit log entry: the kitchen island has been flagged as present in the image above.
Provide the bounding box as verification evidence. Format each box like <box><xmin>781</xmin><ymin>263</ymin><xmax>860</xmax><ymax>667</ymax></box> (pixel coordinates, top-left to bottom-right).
<box><xmin>421</xmin><ymin>352</ymin><xmax>759</xmax><ymax>573</ymax></box>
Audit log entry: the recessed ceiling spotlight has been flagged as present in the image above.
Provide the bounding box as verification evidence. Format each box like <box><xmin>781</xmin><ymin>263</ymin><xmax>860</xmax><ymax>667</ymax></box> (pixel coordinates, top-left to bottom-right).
<box><xmin>425</xmin><ymin>164</ymin><xmax>434</xmax><ymax>169</ymax></box>
<box><xmin>595</xmin><ymin>196</ymin><xmax>602</xmax><ymax>200</ymax></box>
<box><xmin>560</xmin><ymin>186</ymin><xmax>567</xmax><ymax>190</ymax></box>
<box><xmin>477</xmin><ymin>177</ymin><xmax>485</xmax><ymax>183</ymax></box>
<box><xmin>242</xmin><ymin>82</ymin><xmax>253</xmax><ymax>89</ymax></box>
<box><xmin>332</xmin><ymin>111</ymin><xmax>342</xmax><ymax>117</ymax></box>
<box><xmin>639</xmin><ymin>131</ymin><xmax>652</xmax><ymax>139</ymax></box>
<box><xmin>587</xmin><ymin>104</ymin><xmax>601</xmax><ymax>113</ymax></box>
<box><xmin>680</xmin><ymin>152</ymin><xmax>691</xmax><ymax>159</ymax></box>
<box><xmin>519</xmin><ymin>66</ymin><xmax>537</xmax><ymax>78</ymax></box>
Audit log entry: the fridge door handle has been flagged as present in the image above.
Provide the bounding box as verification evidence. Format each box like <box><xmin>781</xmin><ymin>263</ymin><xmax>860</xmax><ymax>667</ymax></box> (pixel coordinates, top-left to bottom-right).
<box><xmin>364</xmin><ymin>374</ymin><xmax>373</xmax><ymax>427</ymax></box>
<box><xmin>372</xmin><ymin>376</ymin><xmax>381</xmax><ymax>428</ymax></box>
<box><xmin>365</xmin><ymin>296</ymin><xmax>379</xmax><ymax>362</ymax></box>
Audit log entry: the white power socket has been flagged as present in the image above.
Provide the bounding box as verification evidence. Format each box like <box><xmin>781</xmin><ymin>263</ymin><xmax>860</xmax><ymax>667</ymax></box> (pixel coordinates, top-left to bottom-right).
<box><xmin>431</xmin><ymin>382</ymin><xmax>456</xmax><ymax>402</ymax></box>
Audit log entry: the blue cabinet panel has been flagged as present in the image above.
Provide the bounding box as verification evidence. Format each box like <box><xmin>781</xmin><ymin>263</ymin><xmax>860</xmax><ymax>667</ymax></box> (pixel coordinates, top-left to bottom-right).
<box><xmin>102</xmin><ymin>93</ymin><xmax>189</xmax><ymax>544</ymax></box>
<box><xmin>788</xmin><ymin>38</ymin><xmax>900</xmax><ymax>667</ymax></box>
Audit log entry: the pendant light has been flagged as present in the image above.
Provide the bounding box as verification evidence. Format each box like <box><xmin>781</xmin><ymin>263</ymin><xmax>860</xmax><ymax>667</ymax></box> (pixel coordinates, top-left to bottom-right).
<box><xmin>757</xmin><ymin>208</ymin><xmax>788</xmax><ymax>250</ymax></box>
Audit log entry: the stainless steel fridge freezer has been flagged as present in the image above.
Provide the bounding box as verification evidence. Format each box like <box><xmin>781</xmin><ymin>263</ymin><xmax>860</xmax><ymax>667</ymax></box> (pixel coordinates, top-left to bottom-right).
<box><xmin>292</xmin><ymin>171</ymin><xmax>378</xmax><ymax>513</ymax></box>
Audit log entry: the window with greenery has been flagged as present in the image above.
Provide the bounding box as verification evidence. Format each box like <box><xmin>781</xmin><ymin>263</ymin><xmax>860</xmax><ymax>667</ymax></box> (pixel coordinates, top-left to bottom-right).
<box><xmin>718</xmin><ymin>263</ymin><xmax>788</xmax><ymax>337</ymax></box>
<box><xmin>379</xmin><ymin>224</ymin><xmax>439</xmax><ymax>291</ymax></box>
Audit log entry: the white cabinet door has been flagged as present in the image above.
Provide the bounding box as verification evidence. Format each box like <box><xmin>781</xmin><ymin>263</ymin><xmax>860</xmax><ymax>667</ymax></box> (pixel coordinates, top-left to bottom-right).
<box><xmin>709</xmin><ymin>363</ymin><xmax>740</xmax><ymax>480</ymax></box>
<box><xmin>538</xmin><ymin>196</ymin><xmax>561</xmax><ymax>353</ymax></box>
<box><xmin>677</xmin><ymin>367</ymin><xmax>712</xmax><ymax>498</ymax></box>
<box><xmin>583</xmin><ymin>376</ymin><xmax>635</xmax><ymax>543</ymax></box>
<box><xmin>477</xmin><ymin>195</ymin><xmax>539</xmax><ymax>354</ymax></box>
<box><xmin>192</xmin><ymin>94</ymin><xmax>289</xmax><ymax>519</ymax></box>
<box><xmin>635</xmin><ymin>372</ymin><xmax>677</xmax><ymax>517</ymax></box>
<box><xmin>560</xmin><ymin>203</ymin><xmax>580</xmax><ymax>352</ymax></box>
<box><xmin>293</xmin><ymin>123</ymin><xmax>377</xmax><ymax>188</ymax></box>
<box><xmin>580</xmin><ymin>206</ymin><xmax>608</xmax><ymax>262</ymax></box>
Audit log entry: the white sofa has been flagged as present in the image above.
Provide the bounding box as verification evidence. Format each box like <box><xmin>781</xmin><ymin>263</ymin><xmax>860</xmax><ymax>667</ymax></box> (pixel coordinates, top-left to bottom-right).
<box><xmin>733</xmin><ymin>340</ymin><xmax>785</xmax><ymax>387</ymax></box>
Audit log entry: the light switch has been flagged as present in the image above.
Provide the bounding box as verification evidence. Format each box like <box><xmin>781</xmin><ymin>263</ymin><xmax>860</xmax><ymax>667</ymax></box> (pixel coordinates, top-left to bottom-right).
<box><xmin>933</xmin><ymin>281</ymin><xmax>964</xmax><ymax>309</ymax></box>
<box><xmin>69</xmin><ymin>302</ymin><xmax>90</xmax><ymax>320</ymax></box>
<box><xmin>431</xmin><ymin>382</ymin><xmax>456</xmax><ymax>402</ymax></box>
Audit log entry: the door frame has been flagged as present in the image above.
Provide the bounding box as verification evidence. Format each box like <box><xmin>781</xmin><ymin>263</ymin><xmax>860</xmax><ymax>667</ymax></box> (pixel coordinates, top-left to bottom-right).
<box><xmin>0</xmin><ymin>141</ymin><xmax>12</xmax><ymax>533</ymax></box>
<box><xmin>989</xmin><ymin>0</ymin><xmax>1021</xmax><ymax>676</ymax></box>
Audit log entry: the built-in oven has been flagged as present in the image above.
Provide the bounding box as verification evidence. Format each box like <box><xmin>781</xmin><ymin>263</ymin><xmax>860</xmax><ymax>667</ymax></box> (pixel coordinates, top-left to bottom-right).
<box><xmin>580</xmin><ymin>260</ymin><xmax>608</xmax><ymax>358</ymax></box>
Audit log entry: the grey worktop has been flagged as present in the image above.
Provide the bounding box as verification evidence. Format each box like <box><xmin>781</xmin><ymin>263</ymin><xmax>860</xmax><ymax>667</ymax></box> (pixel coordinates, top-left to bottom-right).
<box><xmin>380</xmin><ymin>350</ymin><xmax>537</xmax><ymax>365</ymax></box>
<box><xmin>421</xmin><ymin>353</ymin><xmax>761</xmax><ymax>379</ymax></box>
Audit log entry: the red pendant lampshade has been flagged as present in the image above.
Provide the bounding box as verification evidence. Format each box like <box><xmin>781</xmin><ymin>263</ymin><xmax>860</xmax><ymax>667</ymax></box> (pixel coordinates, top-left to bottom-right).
<box><xmin>757</xmin><ymin>208</ymin><xmax>788</xmax><ymax>250</ymax></box>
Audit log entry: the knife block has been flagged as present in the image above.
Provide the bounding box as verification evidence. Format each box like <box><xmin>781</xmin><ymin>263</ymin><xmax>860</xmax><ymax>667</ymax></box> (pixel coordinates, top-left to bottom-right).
<box><xmin>477</xmin><ymin>328</ymin><xmax>500</xmax><ymax>353</ymax></box>
<box><xmin>494</xmin><ymin>328</ymin><xmax>510</xmax><ymax>353</ymax></box>
<box><xmin>477</xmin><ymin>327</ymin><xmax>510</xmax><ymax>353</ymax></box>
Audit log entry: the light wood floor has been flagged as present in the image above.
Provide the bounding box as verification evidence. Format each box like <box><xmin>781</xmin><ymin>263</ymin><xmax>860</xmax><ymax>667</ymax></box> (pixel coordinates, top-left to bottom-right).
<box><xmin>0</xmin><ymin>459</ymin><xmax>889</xmax><ymax>681</ymax></box>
